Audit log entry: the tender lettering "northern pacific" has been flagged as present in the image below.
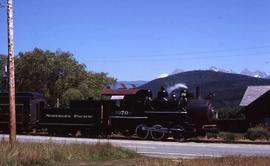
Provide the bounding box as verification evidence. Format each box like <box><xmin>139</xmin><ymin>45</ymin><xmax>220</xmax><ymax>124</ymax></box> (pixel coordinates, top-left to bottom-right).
<box><xmin>45</xmin><ymin>114</ymin><xmax>93</xmax><ymax>119</ymax></box>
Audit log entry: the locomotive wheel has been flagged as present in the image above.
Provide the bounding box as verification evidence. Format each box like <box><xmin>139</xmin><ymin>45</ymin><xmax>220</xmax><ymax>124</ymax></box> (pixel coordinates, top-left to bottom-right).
<box><xmin>135</xmin><ymin>124</ymin><xmax>149</xmax><ymax>139</ymax></box>
<box><xmin>150</xmin><ymin>125</ymin><xmax>165</xmax><ymax>141</ymax></box>
<box><xmin>172</xmin><ymin>125</ymin><xmax>185</xmax><ymax>142</ymax></box>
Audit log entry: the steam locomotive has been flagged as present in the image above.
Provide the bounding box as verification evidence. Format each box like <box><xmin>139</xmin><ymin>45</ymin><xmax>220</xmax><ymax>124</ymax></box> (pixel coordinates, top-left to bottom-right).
<box><xmin>0</xmin><ymin>86</ymin><xmax>216</xmax><ymax>141</ymax></box>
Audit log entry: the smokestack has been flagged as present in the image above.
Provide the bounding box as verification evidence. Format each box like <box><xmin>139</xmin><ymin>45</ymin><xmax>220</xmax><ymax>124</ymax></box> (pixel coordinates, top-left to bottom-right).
<box><xmin>196</xmin><ymin>86</ymin><xmax>201</xmax><ymax>99</ymax></box>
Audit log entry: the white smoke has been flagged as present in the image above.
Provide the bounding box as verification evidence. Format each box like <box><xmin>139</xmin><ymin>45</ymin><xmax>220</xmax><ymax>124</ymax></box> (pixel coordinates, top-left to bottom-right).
<box><xmin>167</xmin><ymin>83</ymin><xmax>188</xmax><ymax>94</ymax></box>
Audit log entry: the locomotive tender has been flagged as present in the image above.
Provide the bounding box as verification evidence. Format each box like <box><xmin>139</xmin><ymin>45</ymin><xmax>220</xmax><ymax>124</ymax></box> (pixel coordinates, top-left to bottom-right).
<box><xmin>0</xmin><ymin>86</ymin><xmax>216</xmax><ymax>141</ymax></box>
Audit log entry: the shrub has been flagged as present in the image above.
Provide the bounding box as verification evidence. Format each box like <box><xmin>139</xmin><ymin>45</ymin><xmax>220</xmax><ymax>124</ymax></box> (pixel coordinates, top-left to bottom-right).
<box><xmin>245</xmin><ymin>127</ymin><xmax>270</xmax><ymax>141</ymax></box>
<box><xmin>222</xmin><ymin>132</ymin><xmax>236</xmax><ymax>142</ymax></box>
<box><xmin>206</xmin><ymin>132</ymin><xmax>218</xmax><ymax>139</ymax></box>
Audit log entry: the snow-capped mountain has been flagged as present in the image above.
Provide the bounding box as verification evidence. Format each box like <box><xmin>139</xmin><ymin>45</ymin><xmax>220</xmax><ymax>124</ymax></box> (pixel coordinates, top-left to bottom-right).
<box><xmin>240</xmin><ymin>69</ymin><xmax>269</xmax><ymax>79</ymax></box>
<box><xmin>169</xmin><ymin>66</ymin><xmax>270</xmax><ymax>79</ymax></box>
<box><xmin>157</xmin><ymin>73</ymin><xmax>169</xmax><ymax>78</ymax></box>
<box><xmin>209</xmin><ymin>66</ymin><xmax>233</xmax><ymax>73</ymax></box>
<box><xmin>208</xmin><ymin>66</ymin><xmax>269</xmax><ymax>79</ymax></box>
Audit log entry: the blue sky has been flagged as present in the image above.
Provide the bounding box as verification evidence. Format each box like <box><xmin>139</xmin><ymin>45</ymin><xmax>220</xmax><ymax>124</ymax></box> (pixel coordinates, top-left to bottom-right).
<box><xmin>0</xmin><ymin>0</ymin><xmax>270</xmax><ymax>81</ymax></box>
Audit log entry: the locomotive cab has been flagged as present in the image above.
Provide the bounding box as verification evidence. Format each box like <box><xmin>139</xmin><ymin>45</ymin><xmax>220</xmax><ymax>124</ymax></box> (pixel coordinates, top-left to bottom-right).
<box><xmin>101</xmin><ymin>88</ymin><xmax>152</xmax><ymax>136</ymax></box>
<box><xmin>101</xmin><ymin>88</ymin><xmax>156</xmax><ymax>114</ymax></box>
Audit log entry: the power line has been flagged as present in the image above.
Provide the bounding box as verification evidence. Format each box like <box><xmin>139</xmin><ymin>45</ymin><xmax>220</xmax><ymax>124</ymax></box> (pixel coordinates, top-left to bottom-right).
<box><xmin>80</xmin><ymin>44</ymin><xmax>270</xmax><ymax>60</ymax></box>
<box><xmin>78</xmin><ymin>52</ymin><xmax>270</xmax><ymax>62</ymax></box>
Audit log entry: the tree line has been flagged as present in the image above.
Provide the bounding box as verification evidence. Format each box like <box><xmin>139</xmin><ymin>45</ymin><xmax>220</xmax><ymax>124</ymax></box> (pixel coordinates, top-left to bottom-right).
<box><xmin>0</xmin><ymin>48</ymin><xmax>116</xmax><ymax>107</ymax></box>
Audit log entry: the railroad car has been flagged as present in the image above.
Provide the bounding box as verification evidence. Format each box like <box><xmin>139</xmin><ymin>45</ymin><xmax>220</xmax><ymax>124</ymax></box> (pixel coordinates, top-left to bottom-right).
<box><xmin>0</xmin><ymin>92</ymin><xmax>45</xmax><ymax>133</ymax></box>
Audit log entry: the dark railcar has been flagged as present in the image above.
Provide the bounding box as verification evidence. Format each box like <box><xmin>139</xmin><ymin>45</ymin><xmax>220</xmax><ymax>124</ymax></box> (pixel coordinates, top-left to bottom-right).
<box><xmin>38</xmin><ymin>100</ymin><xmax>112</xmax><ymax>136</ymax></box>
<box><xmin>0</xmin><ymin>92</ymin><xmax>45</xmax><ymax>133</ymax></box>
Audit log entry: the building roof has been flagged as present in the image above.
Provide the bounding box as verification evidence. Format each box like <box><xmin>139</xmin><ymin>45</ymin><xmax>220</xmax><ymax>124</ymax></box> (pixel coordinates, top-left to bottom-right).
<box><xmin>240</xmin><ymin>85</ymin><xmax>270</xmax><ymax>106</ymax></box>
<box><xmin>101</xmin><ymin>88</ymin><xmax>140</xmax><ymax>96</ymax></box>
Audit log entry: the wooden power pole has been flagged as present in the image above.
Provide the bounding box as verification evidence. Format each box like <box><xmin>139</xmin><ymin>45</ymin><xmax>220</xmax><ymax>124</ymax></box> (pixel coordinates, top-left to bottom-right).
<box><xmin>7</xmin><ymin>0</ymin><xmax>16</xmax><ymax>143</ymax></box>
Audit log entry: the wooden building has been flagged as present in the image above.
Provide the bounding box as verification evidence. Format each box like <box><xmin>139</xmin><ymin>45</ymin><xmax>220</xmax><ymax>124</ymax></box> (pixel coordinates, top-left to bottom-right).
<box><xmin>240</xmin><ymin>85</ymin><xmax>270</xmax><ymax>126</ymax></box>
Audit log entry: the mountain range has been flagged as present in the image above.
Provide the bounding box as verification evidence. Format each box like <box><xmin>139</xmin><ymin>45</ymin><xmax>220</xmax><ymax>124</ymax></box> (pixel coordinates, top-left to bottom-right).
<box><xmin>172</xmin><ymin>67</ymin><xmax>270</xmax><ymax>79</ymax></box>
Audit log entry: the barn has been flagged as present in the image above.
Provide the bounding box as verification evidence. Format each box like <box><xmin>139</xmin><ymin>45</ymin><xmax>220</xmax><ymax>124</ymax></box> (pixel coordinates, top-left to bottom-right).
<box><xmin>240</xmin><ymin>85</ymin><xmax>270</xmax><ymax>127</ymax></box>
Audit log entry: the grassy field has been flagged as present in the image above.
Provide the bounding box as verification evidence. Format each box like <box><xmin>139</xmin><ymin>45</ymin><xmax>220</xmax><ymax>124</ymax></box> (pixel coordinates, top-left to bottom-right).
<box><xmin>53</xmin><ymin>156</ymin><xmax>270</xmax><ymax>166</ymax></box>
<box><xmin>0</xmin><ymin>141</ymin><xmax>137</xmax><ymax>166</ymax></box>
<box><xmin>0</xmin><ymin>141</ymin><xmax>270</xmax><ymax>166</ymax></box>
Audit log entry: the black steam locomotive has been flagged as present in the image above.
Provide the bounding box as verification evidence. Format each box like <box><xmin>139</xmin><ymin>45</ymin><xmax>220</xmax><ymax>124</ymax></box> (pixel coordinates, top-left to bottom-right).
<box><xmin>0</xmin><ymin>86</ymin><xmax>216</xmax><ymax>141</ymax></box>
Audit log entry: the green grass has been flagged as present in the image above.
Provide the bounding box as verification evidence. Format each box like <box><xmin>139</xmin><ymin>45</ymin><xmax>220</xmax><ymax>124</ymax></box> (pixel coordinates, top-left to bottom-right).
<box><xmin>1</xmin><ymin>141</ymin><xmax>270</xmax><ymax>166</ymax></box>
<box><xmin>0</xmin><ymin>141</ymin><xmax>138</xmax><ymax>166</ymax></box>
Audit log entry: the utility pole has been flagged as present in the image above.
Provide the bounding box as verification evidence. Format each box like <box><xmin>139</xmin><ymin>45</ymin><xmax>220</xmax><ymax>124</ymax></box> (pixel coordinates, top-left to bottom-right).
<box><xmin>7</xmin><ymin>0</ymin><xmax>16</xmax><ymax>143</ymax></box>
